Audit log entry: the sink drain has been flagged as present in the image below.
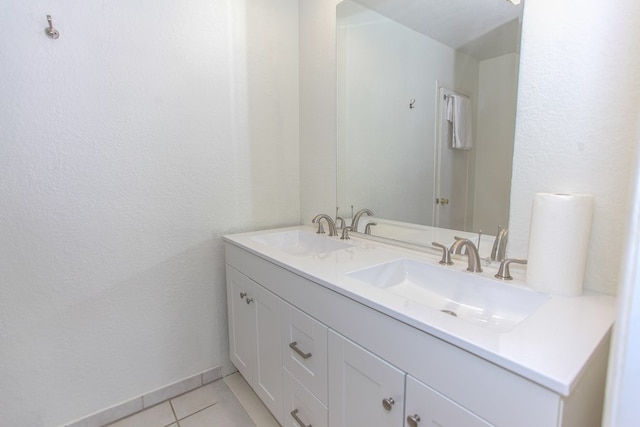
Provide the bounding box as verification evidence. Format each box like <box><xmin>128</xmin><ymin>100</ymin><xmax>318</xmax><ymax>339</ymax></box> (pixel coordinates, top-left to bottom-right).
<box><xmin>441</xmin><ymin>309</ymin><xmax>457</xmax><ymax>317</ymax></box>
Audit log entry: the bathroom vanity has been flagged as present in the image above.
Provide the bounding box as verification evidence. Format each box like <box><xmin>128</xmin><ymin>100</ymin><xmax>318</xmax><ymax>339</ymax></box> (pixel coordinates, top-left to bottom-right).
<box><xmin>224</xmin><ymin>226</ymin><xmax>615</xmax><ymax>427</ymax></box>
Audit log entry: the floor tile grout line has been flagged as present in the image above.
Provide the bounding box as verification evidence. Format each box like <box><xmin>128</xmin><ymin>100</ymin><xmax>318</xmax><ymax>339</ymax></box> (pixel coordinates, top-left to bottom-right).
<box><xmin>175</xmin><ymin>401</ymin><xmax>220</xmax><ymax>423</ymax></box>
<box><xmin>105</xmin><ymin>380</ymin><xmax>235</xmax><ymax>427</ymax></box>
<box><xmin>168</xmin><ymin>400</ymin><xmax>179</xmax><ymax>427</ymax></box>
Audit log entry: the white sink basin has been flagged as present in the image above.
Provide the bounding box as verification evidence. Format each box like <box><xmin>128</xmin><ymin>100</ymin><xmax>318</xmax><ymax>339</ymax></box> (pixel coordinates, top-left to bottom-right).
<box><xmin>251</xmin><ymin>230</ymin><xmax>352</xmax><ymax>256</ymax></box>
<box><xmin>347</xmin><ymin>258</ymin><xmax>549</xmax><ymax>332</ymax></box>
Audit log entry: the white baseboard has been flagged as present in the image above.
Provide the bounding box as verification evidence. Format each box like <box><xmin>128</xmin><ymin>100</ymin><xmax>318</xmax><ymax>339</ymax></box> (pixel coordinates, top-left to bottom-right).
<box><xmin>64</xmin><ymin>366</ymin><xmax>222</xmax><ymax>427</ymax></box>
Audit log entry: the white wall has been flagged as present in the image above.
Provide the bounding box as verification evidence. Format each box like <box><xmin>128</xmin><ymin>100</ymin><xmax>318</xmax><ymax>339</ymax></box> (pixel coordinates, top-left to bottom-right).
<box><xmin>0</xmin><ymin>0</ymin><xmax>300</xmax><ymax>425</ymax></box>
<box><xmin>473</xmin><ymin>53</ymin><xmax>519</xmax><ymax>233</ymax></box>
<box><xmin>336</xmin><ymin>1</ymin><xmax>479</xmax><ymax>225</ymax></box>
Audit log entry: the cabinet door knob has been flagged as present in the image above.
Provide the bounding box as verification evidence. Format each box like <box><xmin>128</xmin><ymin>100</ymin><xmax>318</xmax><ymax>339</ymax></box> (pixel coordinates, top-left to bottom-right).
<box><xmin>290</xmin><ymin>409</ymin><xmax>311</xmax><ymax>427</ymax></box>
<box><xmin>240</xmin><ymin>292</ymin><xmax>247</xmax><ymax>299</ymax></box>
<box><xmin>245</xmin><ymin>297</ymin><xmax>254</xmax><ymax>304</ymax></box>
<box><xmin>382</xmin><ymin>397</ymin><xmax>395</xmax><ymax>411</ymax></box>
<box><xmin>289</xmin><ymin>341</ymin><xmax>312</xmax><ymax>359</ymax></box>
<box><xmin>407</xmin><ymin>414</ymin><xmax>421</xmax><ymax>427</ymax></box>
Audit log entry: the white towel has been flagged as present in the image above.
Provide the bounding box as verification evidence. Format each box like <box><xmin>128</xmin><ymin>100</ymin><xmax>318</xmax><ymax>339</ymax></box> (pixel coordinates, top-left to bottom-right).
<box><xmin>446</xmin><ymin>95</ymin><xmax>473</xmax><ymax>150</ymax></box>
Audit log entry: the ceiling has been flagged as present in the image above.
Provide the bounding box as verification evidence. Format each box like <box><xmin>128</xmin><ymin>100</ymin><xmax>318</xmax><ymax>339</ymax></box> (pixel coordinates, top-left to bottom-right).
<box><xmin>352</xmin><ymin>0</ymin><xmax>524</xmax><ymax>58</ymax></box>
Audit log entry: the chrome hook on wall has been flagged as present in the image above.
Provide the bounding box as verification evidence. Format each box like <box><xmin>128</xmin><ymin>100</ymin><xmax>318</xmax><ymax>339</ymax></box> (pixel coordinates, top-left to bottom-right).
<box><xmin>409</xmin><ymin>99</ymin><xmax>416</xmax><ymax>109</ymax></box>
<box><xmin>45</xmin><ymin>15</ymin><xmax>60</xmax><ymax>39</ymax></box>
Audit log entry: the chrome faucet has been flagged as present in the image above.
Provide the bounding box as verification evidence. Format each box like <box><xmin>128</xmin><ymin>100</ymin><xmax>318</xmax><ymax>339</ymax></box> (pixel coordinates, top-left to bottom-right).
<box><xmin>312</xmin><ymin>214</ymin><xmax>338</xmax><ymax>237</ymax></box>
<box><xmin>450</xmin><ymin>238</ymin><xmax>483</xmax><ymax>273</ymax></box>
<box><xmin>351</xmin><ymin>209</ymin><xmax>374</xmax><ymax>233</ymax></box>
<box><xmin>490</xmin><ymin>226</ymin><xmax>509</xmax><ymax>262</ymax></box>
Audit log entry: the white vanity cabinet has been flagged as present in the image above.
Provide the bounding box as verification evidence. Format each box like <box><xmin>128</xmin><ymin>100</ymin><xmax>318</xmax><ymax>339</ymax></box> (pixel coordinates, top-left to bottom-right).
<box><xmin>226</xmin><ymin>265</ymin><xmax>284</xmax><ymax>424</ymax></box>
<box><xmin>224</xmin><ymin>234</ymin><xmax>613</xmax><ymax>427</ymax></box>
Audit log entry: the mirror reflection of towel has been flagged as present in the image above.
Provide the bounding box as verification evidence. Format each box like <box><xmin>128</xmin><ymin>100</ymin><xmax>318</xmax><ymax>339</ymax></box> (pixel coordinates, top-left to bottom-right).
<box><xmin>446</xmin><ymin>95</ymin><xmax>473</xmax><ymax>150</ymax></box>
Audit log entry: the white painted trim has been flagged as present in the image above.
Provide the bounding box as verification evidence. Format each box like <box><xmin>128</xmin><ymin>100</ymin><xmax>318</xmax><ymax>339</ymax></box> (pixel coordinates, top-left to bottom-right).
<box><xmin>603</xmin><ymin>114</ymin><xmax>640</xmax><ymax>426</ymax></box>
<box><xmin>434</xmin><ymin>82</ymin><xmax>472</xmax><ymax>229</ymax></box>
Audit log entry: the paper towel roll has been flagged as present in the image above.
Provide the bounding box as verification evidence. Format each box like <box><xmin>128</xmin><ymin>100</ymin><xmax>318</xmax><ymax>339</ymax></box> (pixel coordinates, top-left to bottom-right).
<box><xmin>526</xmin><ymin>193</ymin><xmax>594</xmax><ymax>296</ymax></box>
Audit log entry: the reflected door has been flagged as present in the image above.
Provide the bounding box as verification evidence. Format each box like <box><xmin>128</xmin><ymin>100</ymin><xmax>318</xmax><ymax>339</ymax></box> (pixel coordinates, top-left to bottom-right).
<box><xmin>434</xmin><ymin>85</ymin><xmax>471</xmax><ymax>231</ymax></box>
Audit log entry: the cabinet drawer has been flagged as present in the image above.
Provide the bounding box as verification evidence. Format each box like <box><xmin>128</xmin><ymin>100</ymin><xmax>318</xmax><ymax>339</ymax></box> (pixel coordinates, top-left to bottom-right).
<box><xmin>405</xmin><ymin>376</ymin><xmax>492</xmax><ymax>427</ymax></box>
<box><xmin>281</xmin><ymin>301</ymin><xmax>328</xmax><ymax>404</ymax></box>
<box><xmin>283</xmin><ymin>368</ymin><xmax>328</xmax><ymax>427</ymax></box>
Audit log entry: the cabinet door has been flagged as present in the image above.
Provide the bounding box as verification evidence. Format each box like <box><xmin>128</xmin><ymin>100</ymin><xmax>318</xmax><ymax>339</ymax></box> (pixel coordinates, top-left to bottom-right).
<box><xmin>226</xmin><ymin>265</ymin><xmax>283</xmax><ymax>425</ymax></box>
<box><xmin>253</xmin><ymin>281</ymin><xmax>284</xmax><ymax>425</ymax></box>
<box><xmin>404</xmin><ymin>376</ymin><xmax>492</xmax><ymax>427</ymax></box>
<box><xmin>226</xmin><ymin>265</ymin><xmax>256</xmax><ymax>381</ymax></box>
<box><xmin>328</xmin><ymin>331</ymin><xmax>405</xmax><ymax>427</ymax></box>
<box><xmin>281</xmin><ymin>301</ymin><xmax>328</xmax><ymax>404</ymax></box>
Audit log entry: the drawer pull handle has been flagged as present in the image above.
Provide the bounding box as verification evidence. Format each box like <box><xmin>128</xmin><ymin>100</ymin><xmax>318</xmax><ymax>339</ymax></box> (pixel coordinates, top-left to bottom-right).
<box><xmin>291</xmin><ymin>409</ymin><xmax>312</xmax><ymax>427</ymax></box>
<box><xmin>407</xmin><ymin>414</ymin><xmax>421</xmax><ymax>427</ymax></box>
<box><xmin>289</xmin><ymin>341</ymin><xmax>312</xmax><ymax>359</ymax></box>
<box><xmin>382</xmin><ymin>397</ymin><xmax>395</xmax><ymax>411</ymax></box>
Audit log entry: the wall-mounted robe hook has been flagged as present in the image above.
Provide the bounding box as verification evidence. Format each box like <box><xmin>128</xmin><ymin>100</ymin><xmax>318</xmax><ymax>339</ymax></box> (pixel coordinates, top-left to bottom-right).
<box><xmin>45</xmin><ymin>15</ymin><xmax>60</xmax><ymax>39</ymax></box>
<box><xmin>409</xmin><ymin>99</ymin><xmax>416</xmax><ymax>109</ymax></box>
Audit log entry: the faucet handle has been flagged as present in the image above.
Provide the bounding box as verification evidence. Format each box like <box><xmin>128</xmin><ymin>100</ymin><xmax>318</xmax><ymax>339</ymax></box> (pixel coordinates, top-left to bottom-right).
<box><xmin>364</xmin><ymin>222</ymin><xmax>377</xmax><ymax>235</ymax></box>
<box><xmin>432</xmin><ymin>242</ymin><xmax>453</xmax><ymax>265</ymax></box>
<box><xmin>341</xmin><ymin>226</ymin><xmax>351</xmax><ymax>240</ymax></box>
<box><xmin>495</xmin><ymin>258</ymin><xmax>527</xmax><ymax>280</ymax></box>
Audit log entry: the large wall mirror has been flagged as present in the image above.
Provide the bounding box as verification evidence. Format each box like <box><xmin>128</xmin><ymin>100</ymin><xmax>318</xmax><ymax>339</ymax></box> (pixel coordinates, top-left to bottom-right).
<box><xmin>336</xmin><ymin>0</ymin><xmax>524</xmax><ymax>248</ymax></box>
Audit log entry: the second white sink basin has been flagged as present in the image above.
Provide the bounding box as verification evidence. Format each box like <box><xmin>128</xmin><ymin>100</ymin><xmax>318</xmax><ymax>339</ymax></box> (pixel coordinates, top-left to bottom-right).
<box><xmin>347</xmin><ymin>258</ymin><xmax>549</xmax><ymax>332</ymax></box>
<box><xmin>251</xmin><ymin>230</ymin><xmax>352</xmax><ymax>256</ymax></box>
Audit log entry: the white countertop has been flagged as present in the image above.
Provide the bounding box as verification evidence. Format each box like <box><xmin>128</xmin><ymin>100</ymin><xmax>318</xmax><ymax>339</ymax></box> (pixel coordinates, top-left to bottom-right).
<box><xmin>223</xmin><ymin>225</ymin><xmax>616</xmax><ymax>397</ymax></box>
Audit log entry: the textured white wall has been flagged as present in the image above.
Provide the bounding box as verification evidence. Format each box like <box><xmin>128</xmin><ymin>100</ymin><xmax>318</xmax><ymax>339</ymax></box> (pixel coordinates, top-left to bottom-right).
<box><xmin>0</xmin><ymin>0</ymin><xmax>299</xmax><ymax>425</ymax></box>
<box><xmin>508</xmin><ymin>0</ymin><xmax>640</xmax><ymax>294</ymax></box>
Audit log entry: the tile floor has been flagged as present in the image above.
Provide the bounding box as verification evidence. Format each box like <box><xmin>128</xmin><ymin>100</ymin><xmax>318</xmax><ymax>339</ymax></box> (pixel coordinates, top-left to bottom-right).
<box><xmin>106</xmin><ymin>373</ymin><xmax>279</xmax><ymax>427</ymax></box>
